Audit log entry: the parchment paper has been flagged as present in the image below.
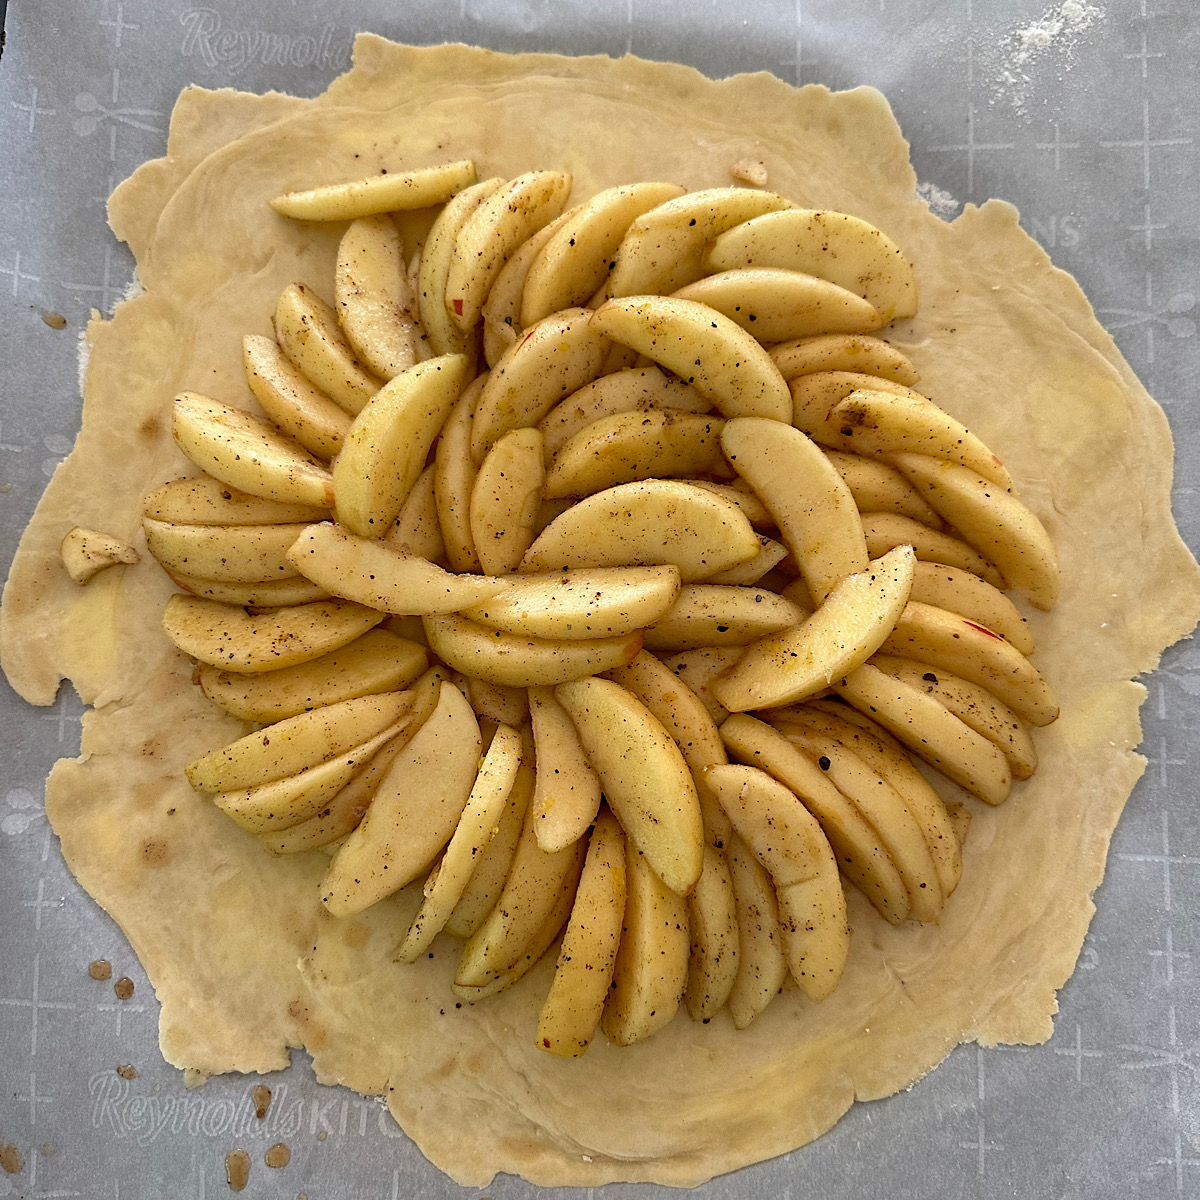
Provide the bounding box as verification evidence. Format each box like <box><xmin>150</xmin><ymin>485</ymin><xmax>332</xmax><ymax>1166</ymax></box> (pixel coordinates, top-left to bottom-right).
<box><xmin>1</xmin><ymin>3</ymin><xmax>1198</xmax><ymax>1199</ymax></box>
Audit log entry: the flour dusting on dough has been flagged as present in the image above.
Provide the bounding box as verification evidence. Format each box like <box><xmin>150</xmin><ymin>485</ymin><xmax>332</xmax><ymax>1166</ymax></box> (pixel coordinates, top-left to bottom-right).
<box><xmin>75</xmin><ymin>328</ymin><xmax>91</xmax><ymax>398</ymax></box>
<box><xmin>917</xmin><ymin>182</ymin><xmax>961</xmax><ymax>220</ymax></box>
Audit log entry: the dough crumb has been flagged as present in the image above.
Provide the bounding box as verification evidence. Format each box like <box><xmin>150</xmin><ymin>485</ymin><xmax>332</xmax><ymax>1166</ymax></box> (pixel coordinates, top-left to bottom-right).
<box><xmin>0</xmin><ymin>1144</ymin><xmax>23</xmax><ymax>1175</ymax></box>
<box><xmin>61</xmin><ymin>526</ymin><xmax>140</xmax><ymax>585</ymax></box>
<box><xmin>41</xmin><ymin>311</ymin><xmax>68</xmax><ymax>330</ymax></box>
<box><xmin>183</xmin><ymin>1068</ymin><xmax>209</xmax><ymax>1090</ymax></box>
<box><xmin>729</xmin><ymin>159</ymin><xmax>768</xmax><ymax>187</ymax></box>
<box><xmin>113</xmin><ymin>976</ymin><xmax>135</xmax><ymax>1000</ymax></box>
<box><xmin>88</xmin><ymin>958</ymin><xmax>113</xmax><ymax>980</ymax></box>
<box><xmin>116</xmin><ymin>1064</ymin><xmax>138</xmax><ymax>1080</ymax></box>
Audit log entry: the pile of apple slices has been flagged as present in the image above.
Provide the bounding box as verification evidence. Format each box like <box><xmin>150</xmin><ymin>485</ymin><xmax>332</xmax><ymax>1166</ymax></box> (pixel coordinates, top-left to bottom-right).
<box><xmin>138</xmin><ymin>161</ymin><xmax>1059</xmax><ymax>1055</ymax></box>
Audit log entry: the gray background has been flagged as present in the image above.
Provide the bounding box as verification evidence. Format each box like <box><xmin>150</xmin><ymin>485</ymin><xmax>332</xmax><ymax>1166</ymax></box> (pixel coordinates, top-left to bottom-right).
<box><xmin>1</xmin><ymin>1</ymin><xmax>1198</xmax><ymax>1198</ymax></box>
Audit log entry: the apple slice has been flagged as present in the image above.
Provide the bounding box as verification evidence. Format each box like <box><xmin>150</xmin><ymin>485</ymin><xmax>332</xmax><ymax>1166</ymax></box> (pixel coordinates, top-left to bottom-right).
<box><xmin>462</xmin><ymin>677</ymin><xmax>528</xmax><ymax>726</ymax></box>
<box><xmin>823</xmin><ymin>451</ymin><xmax>940</xmax><ymax>527</ymax></box>
<box><xmin>481</xmin><ymin>206</ymin><xmax>579</xmax><ymax>367</ymax></box>
<box><xmin>521</xmin><ymin>479</ymin><xmax>760</xmax><ymax>581</ymax></box>
<box><xmin>215</xmin><ymin>724</ymin><xmax>403</xmax><ymax>834</ymax></box>
<box><xmin>384</xmin><ymin>464</ymin><xmax>445</xmax><ymax>562</ymax></box>
<box><xmin>469</xmin><ymin>427</ymin><xmax>545</xmax><ymax>575</ymax></box>
<box><xmin>321</xmin><ymin>681</ymin><xmax>482</xmax><ymax>916</ymax></box>
<box><xmin>260</xmin><ymin>735</ymin><xmax>408</xmax><ymax>855</ymax></box>
<box><xmin>333</xmin><ymin>353</ymin><xmax>470</xmax><ymax>537</ymax></box>
<box><xmin>418</xmin><ymin>177</ymin><xmax>506</xmax><ymax>358</ymax></box>
<box><xmin>778</xmin><ymin>701</ymin><xmax>963</xmax><ymax>897</ymax></box>
<box><xmin>172</xmin><ymin>393</ymin><xmax>335</xmax><ymax>510</ymax></box>
<box><xmin>835</xmin><ymin>664</ymin><xmax>1013</xmax><ymax>806</ymax></box>
<box><xmin>721</xmin><ymin>416</ymin><xmax>868</xmax><ymax>600</ymax></box>
<box><xmin>186</xmin><ymin>690</ymin><xmax>413</xmax><ymax>793</ymax></box>
<box><xmin>273</xmin><ymin>282</ymin><xmax>381</xmax><ymax>416</ymax></box>
<box><xmin>454</xmin><ymin>787</ymin><xmax>588</xmax><ymax>987</ymax></box>
<box><xmin>832</xmin><ymin>389</ymin><xmax>1014</xmax><ymax>491</ymax></box>
<box><xmin>162</xmin><ymin>595</ymin><xmax>385</xmax><ymax>673</ymax></box>
<box><xmin>720</xmin><ymin>714</ymin><xmax>910</xmax><ymax>925</ymax></box>
<box><xmin>601</xmin><ymin>844</ymin><xmax>690</xmax><ymax>1047</ymax></box>
<box><xmin>860</xmin><ymin>512</ymin><xmax>1006</xmax><ymax>589</ymax></box>
<box><xmin>544</xmin><ymin>409</ymin><xmax>726</xmax><ymax>500</ymax></box>
<box><xmin>536</xmin><ymin>808</ymin><xmax>628</xmax><ymax>1056</ymax></box>
<box><xmin>710</xmin><ymin>545</ymin><xmax>915</xmax><ymax>713</ymax></box>
<box><xmin>704</xmin><ymin>763</ymin><xmax>849</xmax><ymax>1001</ymax></box>
<box><xmin>334</xmin><ymin>215</ymin><xmax>423</xmax><ymax>380</ymax></box>
<box><xmin>452</xmin><ymin>869</ymin><xmax>584</xmax><ymax>1005</ymax></box>
<box><xmin>726</xmin><ymin>832</ymin><xmax>788</xmax><ymax>1029</ymax></box>
<box><xmin>142</xmin><ymin>475</ymin><xmax>329</xmax><ymax>526</ymax></box>
<box><xmin>394</xmin><ymin>723</ymin><xmax>525</xmax><ymax>962</ymax></box>
<box><xmin>701</xmin><ymin>536</ymin><xmax>788</xmax><ymax>587</ymax></box>
<box><xmin>444</xmin><ymin>755</ymin><xmax>535</xmax><ymax>939</ymax></box>
<box><xmin>589</xmin><ymin>295</ymin><xmax>791</xmax><ymax>422</ymax></box>
<box><xmin>539</xmin><ymin>366</ymin><xmax>711</xmax><ymax>457</ymax></box>
<box><xmin>606</xmin><ymin>186</ymin><xmax>792</xmax><ymax>297</ymax></box>
<box><xmin>434</xmin><ymin>373</ymin><xmax>486</xmax><ymax>573</ymax></box>
<box><xmin>604</xmin><ymin>649</ymin><xmax>733</xmax><ymax>851</ymax></box>
<box><xmin>908</xmin><ymin>560</ymin><xmax>1034</xmax><ymax>655</ymax></box>
<box><xmin>242</xmin><ymin>334</ymin><xmax>352</xmax><ymax>462</ymax></box>
<box><xmin>777</xmin><ymin>724</ymin><xmax>943</xmax><ymax>923</ymax></box>
<box><xmin>682</xmin><ymin>844</ymin><xmax>740</xmax><ymax>1022</ymax></box>
<box><xmin>870</xmin><ymin>655</ymin><xmax>1037</xmax><ymax>779</ymax></box>
<box><xmin>704</xmin><ymin>208</ymin><xmax>918</xmax><ymax>323</ymax></box>
<box><xmin>881</xmin><ymin>601</ymin><xmax>1058</xmax><ymax>726</ymax></box>
<box><xmin>769</xmin><ymin>333</ymin><xmax>920</xmax><ymax>385</ymax></box>
<box><xmin>890</xmin><ymin>452</ymin><xmax>1059</xmax><ymax>610</ymax></box>
<box><xmin>528</xmin><ymin>686</ymin><xmax>603</xmax><ymax>853</ymax></box>
<box><xmin>269</xmin><ymin>159</ymin><xmax>477</xmax><ymax>221</ymax></box>
<box><xmin>424</xmin><ymin>613</ymin><xmax>643</xmax><ymax>687</ymax></box>
<box><xmin>555</xmin><ymin>676</ymin><xmax>704</xmax><ymax>895</ymax></box>
<box><xmin>197</xmin><ymin>628</ymin><xmax>426</xmax><ymax>722</ymax></box>
<box><xmin>679</xmin><ymin>478</ymin><xmax>773</xmax><ymax>528</ymax></box>
<box><xmin>790</xmin><ymin>370</ymin><xmax>914</xmax><ymax>442</ymax></box>
<box><xmin>446</xmin><ymin>171</ymin><xmax>573</xmax><ymax>333</ymax></box>
<box><xmin>166</xmin><ymin>573</ymin><xmax>328</xmax><ymax>608</ymax></box>
<box><xmin>143</xmin><ymin>518</ymin><xmax>309</xmax><ymax>583</ymax></box>
<box><xmin>674</xmin><ymin>268</ymin><xmax>883</xmax><ymax>341</ymax></box>
<box><xmin>463</xmin><ymin>566</ymin><xmax>680</xmax><ymax>641</ymax></box>
<box><xmin>521</xmin><ymin>181</ymin><xmax>686</xmax><ymax>324</ymax></box>
<box><xmin>659</xmin><ymin>646</ymin><xmax>745</xmax><ymax>725</ymax></box>
<box><xmin>702</xmin><ymin>763</ymin><xmax>826</xmax><ymax>889</ymax></box>
<box><xmin>286</xmin><ymin>522</ymin><xmax>508</xmax><ymax>614</ymax></box>
<box><xmin>470</xmin><ymin>308</ymin><xmax>610</xmax><ymax>464</ymax></box>
<box><xmin>60</xmin><ymin>528</ymin><xmax>139</xmax><ymax>585</ymax></box>
<box><xmin>643</xmin><ymin>583</ymin><xmax>805</xmax><ymax>651</ymax></box>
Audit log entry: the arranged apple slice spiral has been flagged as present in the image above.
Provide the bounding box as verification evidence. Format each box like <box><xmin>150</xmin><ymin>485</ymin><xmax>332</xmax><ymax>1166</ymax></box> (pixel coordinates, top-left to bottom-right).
<box><xmin>109</xmin><ymin>161</ymin><xmax>1065</xmax><ymax>1057</ymax></box>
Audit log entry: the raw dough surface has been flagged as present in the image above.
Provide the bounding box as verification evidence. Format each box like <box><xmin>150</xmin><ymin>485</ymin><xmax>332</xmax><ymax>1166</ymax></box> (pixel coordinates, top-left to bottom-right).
<box><xmin>2</xmin><ymin>37</ymin><xmax>1199</xmax><ymax>1188</ymax></box>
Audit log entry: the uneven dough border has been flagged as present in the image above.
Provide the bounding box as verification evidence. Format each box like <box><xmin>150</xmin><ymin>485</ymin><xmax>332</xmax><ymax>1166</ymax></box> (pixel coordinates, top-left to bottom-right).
<box><xmin>2</xmin><ymin>37</ymin><xmax>1198</xmax><ymax>1188</ymax></box>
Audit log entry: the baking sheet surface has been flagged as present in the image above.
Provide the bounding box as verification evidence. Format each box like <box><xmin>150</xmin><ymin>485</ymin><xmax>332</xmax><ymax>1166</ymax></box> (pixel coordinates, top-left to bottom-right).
<box><xmin>1</xmin><ymin>2</ymin><xmax>1198</xmax><ymax>1197</ymax></box>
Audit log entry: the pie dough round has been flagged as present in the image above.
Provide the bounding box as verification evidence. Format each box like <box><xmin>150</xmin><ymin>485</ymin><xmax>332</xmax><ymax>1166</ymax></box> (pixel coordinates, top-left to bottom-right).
<box><xmin>2</xmin><ymin>37</ymin><xmax>1198</xmax><ymax>1188</ymax></box>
